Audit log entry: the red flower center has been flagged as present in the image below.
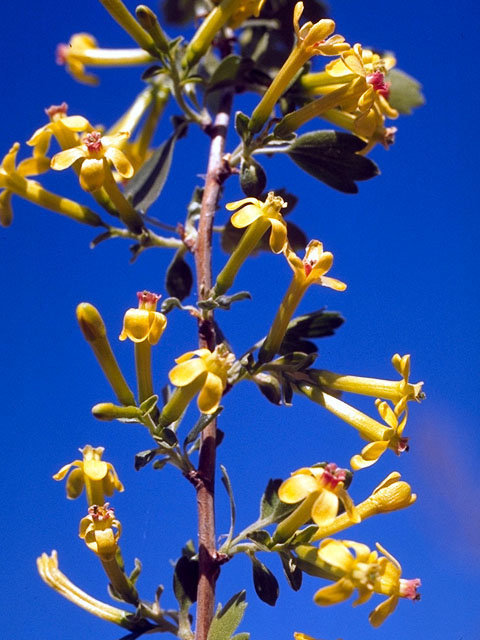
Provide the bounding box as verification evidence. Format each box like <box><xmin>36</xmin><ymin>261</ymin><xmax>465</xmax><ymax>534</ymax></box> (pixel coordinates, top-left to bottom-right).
<box><xmin>366</xmin><ymin>71</ymin><xmax>390</xmax><ymax>98</ymax></box>
<box><xmin>83</xmin><ymin>131</ymin><xmax>103</xmax><ymax>152</ymax></box>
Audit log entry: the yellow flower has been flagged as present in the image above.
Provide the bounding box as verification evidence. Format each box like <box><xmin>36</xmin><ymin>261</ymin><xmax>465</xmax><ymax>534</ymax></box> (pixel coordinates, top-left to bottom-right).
<box><xmin>278</xmin><ymin>464</ymin><xmax>360</xmax><ymax>527</ymax></box>
<box><xmin>26</xmin><ymin>103</ymin><xmax>91</xmax><ymax>157</ymax></box>
<box><xmin>350</xmin><ymin>395</ymin><xmax>410</xmax><ymax>470</ymax></box>
<box><xmin>310</xmin><ymin>539</ymin><xmax>420</xmax><ymax>626</ymax></box>
<box><xmin>0</xmin><ymin>142</ymin><xmax>101</xmax><ymax>228</ymax></box>
<box><xmin>249</xmin><ymin>1</ymin><xmax>348</xmax><ymax>133</ymax></box>
<box><xmin>311</xmin><ymin>471</ymin><xmax>416</xmax><ymax>540</ymax></box>
<box><xmin>311</xmin><ymin>353</ymin><xmax>424</xmax><ymax>404</ymax></box>
<box><xmin>119</xmin><ymin>291</ymin><xmax>167</xmax><ymax>345</ymax></box>
<box><xmin>53</xmin><ymin>445</ymin><xmax>124</xmax><ymax>507</ymax></box>
<box><xmin>259</xmin><ymin>240</ymin><xmax>346</xmax><ymax>362</ymax></box>
<box><xmin>169</xmin><ymin>344</ymin><xmax>235</xmax><ymax>414</ymax></box>
<box><xmin>229</xmin><ymin>0</ymin><xmax>267</xmax><ymax>28</ymax></box>
<box><xmin>51</xmin><ymin>129</ymin><xmax>134</xmax><ymax>192</ymax></box>
<box><xmin>227</xmin><ymin>192</ymin><xmax>288</xmax><ymax>253</ymax></box>
<box><xmin>213</xmin><ymin>191</ymin><xmax>288</xmax><ymax>296</ymax></box>
<box><xmin>79</xmin><ymin>503</ymin><xmax>121</xmax><ymax>560</ymax></box>
<box><xmin>56</xmin><ymin>33</ymin><xmax>154</xmax><ymax>86</ymax></box>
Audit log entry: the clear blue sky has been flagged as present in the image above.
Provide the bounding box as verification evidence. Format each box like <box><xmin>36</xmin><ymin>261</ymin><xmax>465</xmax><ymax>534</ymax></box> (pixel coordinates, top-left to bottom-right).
<box><xmin>1</xmin><ymin>1</ymin><xmax>479</xmax><ymax>639</ymax></box>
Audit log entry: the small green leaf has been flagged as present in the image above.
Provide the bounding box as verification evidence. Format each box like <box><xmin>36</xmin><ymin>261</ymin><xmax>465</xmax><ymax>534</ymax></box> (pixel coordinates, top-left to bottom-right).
<box><xmin>235</xmin><ymin>111</ymin><xmax>251</xmax><ymax>141</ymax></box>
<box><xmin>173</xmin><ymin>555</ymin><xmax>199</xmax><ymax>607</ymax></box>
<box><xmin>280</xmin><ymin>553</ymin><xmax>302</xmax><ymax>591</ymax></box>
<box><xmin>231</xmin><ymin>634</ymin><xmax>250</xmax><ymax>640</ymax></box>
<box><xmin>247</xmin><ymin>530</ymin><xmax>273</xmax><ymax>549</ymax></box>
<box><xmin>134</xmin><ymin>448</ymin><xmax>159</xmax><ymax>470</ymax></box>
<box><xmin>207</xmin><ymin>591</ymin><xmax>247</xmax><ymax>640</ymax></box>
<box><xmin>129</xmin><ymin>558</ymin><xmax>143</xmax><ymax>585</ymax></box>
<box><xmin>139</xmin><ymin>394</ymin><xmax>159</xmax><ymax>415</ymax></box>
<box><xmin>160</xmin><ymin>297</ymin><xmax>185</xmax><ymax>314</ymax></box>
<box><xmin>280</xmin><ymin>309</ymin><xmax>344</xmax><ymax>354</ymax></box>
<box><xmin>290</xmin><ymin>525</ymin><xmax>318</xmax><ymax>545</ymax></box>
<box><xmin>251</xmin><ymin>556</ymin><xmax>279</xmax><ymax>606</ymax></box>
<box><xmin>252</xmin><ymin>371</ymin><xmax>282</xmax><ymax>405</ymax></box>
<box><xmin>221</xmin><ymin>464</ymin><xmax>236</xmax><ymax>546</ymax></box>
<box><xmin>240</xmin><ymin>158</ymin><xmax>267</xmax><ymax>198</ymax></box>
<box><xmin>287</xmin><ymin>131</ymin><xmax>380</xmax><ymax>193</ymax></box>
<box><xmin>166</xmin><ymin>254</ymin><xmax>193</xmax><ymax>301</ymax></box>
<box><xmin>208</xmin><ymin>55</ymin><xmax>242</xmax><ymax>92</ymax></box>
<box><xmin>184</xmin><ymin>407</ymin><xmax>224</xmax><ymax>448</ymax></box>
<box><xmin>259</xmin><ymin>479</ymin><xmax>297</xmax><ymax>524</ymax></box>
<box><xmin>387</xmin><ymin>68</ymin><xmax>425</xmax><ymax>115</ymax></box>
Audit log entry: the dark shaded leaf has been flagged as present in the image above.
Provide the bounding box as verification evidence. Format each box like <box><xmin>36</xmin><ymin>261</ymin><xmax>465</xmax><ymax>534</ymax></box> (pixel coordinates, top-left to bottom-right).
<box><xmin>173</xmin><ymin>555</ymin><xmax>199</xmax><ymax>607</ymax></box>
<box><xmin>287</xmin><ymin>131</ymin><xmax>379</xmax><ymax>193</ymax></box>
<box><xmin>221</xmin><ymin>464</ymin><xmax>236</xmax><ymax>544</ymax></box>
<box><xmin>251</xmin><ymin>557</ymin><xmax>279</xmax><ymax>606</ymax></box>
<box><xmin>134</xmin><ymin>449</ymin><xmax>158</xmax><ymax>470</ymax></box>
<box><xmin>387</xmin><ymin>68</ymin><xmax>425</xmax><ymax>115</ymax></box>
<box><xmin>207</xmin><ymin>591</ymin><xmax>247</xmax><ymax>640</ymax></box>
<box><xmin>247</xmin><ymin>530</ymin><xmax>273</xmax><ymax>548</ymax></box>
<box><xmin>259</xmin><ymin>479</ymin><xmax>296</xmax><ymax>523</ymax></box>
<box><xmin>240</xmin><ymin>158</ymin><xmax>267</xmax><ymax>197</ymax></box>
<box><xmin>166</xmin><ymin>254</ymin><xmax>193</xmax><ymax>300</ymax></box>
<box><xmin>280</xmin><ymin>553</ymin><xmax>302</xmax><ymax>591</ymax></box>
<box><xmin>252</xmin><ymin>371</ymin><xmax>283</xmax><ymax>405</ymax></box>
<box><xmin>207</xmin><ymin>55</ymin><xmax>243</xmax><ymax>92</ymax></box>
<box><xmin>184</xmin><ymin>407</ymin><xmax>224</xmax><ymax>448</ymax></box>
<box><xmin>125</xmin><ymin>125</ymin><xmax>186</xmax><ymax>212</ymax></box>
<box><xmin>280</xmin><ymin>309</ymin><xmax>344</xmax><ymax>354</ymax></box>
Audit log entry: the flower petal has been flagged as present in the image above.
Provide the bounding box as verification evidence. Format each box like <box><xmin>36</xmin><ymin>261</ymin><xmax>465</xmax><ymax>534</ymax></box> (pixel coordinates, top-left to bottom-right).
<box><xmin>311</xmin><ymin>489</ymin><xmax>339</xmax><ymax>526</ymax></box>
<box><xmin>61</xmin><ymin>115</ymin><xmax>90</xmax><ymax>132</ymax></box>
<box><xmin>317</xmin><ymin>275</ymin><xmax>347</xmax><ymax>291</ymax></box>
<box><xmin>51</xmin><ymin>147</ymin><xmax>86</xmax><ymax>170</ymax></box>
<box><xmin>79</xmin><ymin>158</ymin><xmax>105</xmax><ymax>191</ymax></box>
<box><xmin>278</xmin><ymin>474</ymin><xmax>320</xmax><ymax>503</ymax></box>
<box><xmin>65</xmin><ymin>467</ymin><xmax>85</xmax><ymax>499</ymax></box>
<box><xmin>314</xmin><ymin>578</ymin><xmax>354</xmax><ymax>606</ymax></box>
<box><xmin>230</xmin><ymin>204</ymin><xmax>262</xmax><ymax>228</ymax></box>
<box><xmin>83</xmin><ymin>459</ymin><xmax>108</xmax><ymax>481</ymax></box>
<box><xmin>317</xmin><ymin>539</ymin><xmax>353</xmax><ymax>571</ymax></box>
<box><xmin>268</xmin><ymin>218</ymin><xmax>288</xmax><ymax>253</ymax></box>
<box><xmin>225</xmin><ymin>197</ymin><xmax>260</xmax><ymax>211</ymax></box>
<box><xmin>105</xmin><ymin>147</ymin><xmax>134</xmax><ymax>179</ymax></box>
<box><xmin>197</xmin><ymin>372</ymin><xmax>223</xmax><ymax>413</ymax></box>
<box><xmin>170</xmin><ymin>358</ymin><xmax>207</xmax><ymax>387</ymax></box>
<box><xmin>368</xmin><ymin>595</ymin><xmax>399</xmax><ymax>627</ymax></box>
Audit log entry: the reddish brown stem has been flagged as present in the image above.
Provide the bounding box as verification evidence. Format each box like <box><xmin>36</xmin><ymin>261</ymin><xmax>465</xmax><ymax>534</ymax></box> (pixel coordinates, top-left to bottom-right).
<box><xmin>194</xmin><ymin>92</ymin><xmax>233</xmax><ymax>640</ymax></box>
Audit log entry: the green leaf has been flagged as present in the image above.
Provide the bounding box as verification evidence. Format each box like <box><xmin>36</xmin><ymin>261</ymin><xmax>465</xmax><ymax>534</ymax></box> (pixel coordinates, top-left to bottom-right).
<box><xmin>259</xmin><ymin>479</ymin><xmax>297</xmax><ymax>524</ymax></box>
<box><xmin>280</xmin><ymin>553</ymin><xmax>302</xmax><ymax>591</ymax></box>
<box><xmin>166</xmin><ymin>254</ymin><xmax>193</xmax><ymax>301</ymax></box>
<box><xmin>280</xmin><ymin>309</ymin><xmax>344</xmax><ymax>354</ymax></box>
<box><xmin>290</xmin><ymin>525</ymin><xmax>318</xmax><ymax>545</ymax></box>
<box><xmin>184</xmin><ymin>407</ymin><xmax>224</xmax><ymax>448</ymax></box>
<box><xmin>207</xmin><ymin>591</ymin><xmax>247</xmax><ymax>640</ymax></box>
<box><xmin>134</xmin><ymin>448</ymin><xmax>159</xmax><ymax>470</ymax></box>
<box><xmin>251</xmin><ymin>371</ymin><xmax>283</xmax><ymax>405</ymax></box>
<box><xmin>287</xmin><ymin>131</ymin><xmax>379</xmax><ymax>193</ymax></box>
<box><xmin>387</xmin><ymin>68</ymin><xmax>425</xmax><ymax>115</ymax></box>
<box><xmin>235</xmin><ymin>111</ymin><xmax>251</xmax><ymax>141</ymax></box>
<box><xmin>129</xmin><ymin>558</ymin><xmax>143</xmax><ymax>585</ymax></box>
<box><xmin>160</xmin><ymin>297</ymin><xmax>185</xmax><ymax>314</ymax></box>
<box><xmin>240</xmin><ymin>158</ymin><xmax>267</xmax><ymax>198</ymax></box>
<box><xmin>247</xmin><ymin>530</ymin><xmax>273</xmax><ymax>549</ymax></box>
<box><xmin>139</xmin><ymin>394</ymin><xmax>159</xmax><ymax>415</ymax></box>
<box><xmin>208</xmin><ymin>55</ymin><xmax>242</xmax><ymax>92</ymax></box>
<box><xmin>198</xmin><ymin>291</ymin><xmax>252</xmax><ymax>311</ymax></box>
<box><xmin>125</xmin><ymin>125</ymin><xmax>186</xmax><ymax>212</ymax></box>
<box><xmin>231</xmin><ymin>634</ymin><xmax>250</xmax><ymax>640</ymax></box>
<box><xmin>173</xmin><ymin>554</ymin><xmax>199</xmax><ymax>607</ymax></box>
<box><xmin>251</xmin><ymin>556</ymin><xmax>279</xmax><ymax>606</ymax></box>
<box><xmin>220</xmin><ymin>464</ymin><xmax>236</xmax><ymax>546</ymax></box>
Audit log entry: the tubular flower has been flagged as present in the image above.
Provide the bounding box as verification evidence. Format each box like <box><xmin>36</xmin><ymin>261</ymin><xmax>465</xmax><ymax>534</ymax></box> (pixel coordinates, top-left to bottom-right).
<box><xmin>259</xmin><ymin>241</ymin><xmax>346</xmax><ymax>362</ymax></box>
<box><xmin>276</xmin><ymin>464</ymin><xmax>360</xmax><ymax>539</ymax></box>
<box><xmin>310</xmin><ymin>353</ymin><xmax>424</xmax><ymax>405</ymax></box>
<box><xmin>79</xmin><ymin>503</ymin><xmax>121</xmax><ymax>560</ymax></box>
<box><xmin>37</xmin><ymin>551</ymin><xmax>134</xmax><ymax>628</ymax></box>
<box><xmin>312</xmin><ymin>471</ymin><xmax>416</xmax><ymax>539</ymax></box>
<box><xmin>168</xmin><ymin>344</ymin><xmax>235</xmax><ymax>415</ymax></box>
<box><xmin>228</xmin><ymin>0</ymin><xmax>267</xmax><ymax>28</ymax></box>
<box><xmin>0</xmin><ymin>142</ymin><xmax>101</xmax><ymax>228</ymax></box>
<box><xmin>350</xmin><ymin>395</ymin><xmax>410</xmax><ymax>470</ymax></box>
<box><xmin>27</xmin><ymin>103</ymin><xmax>91</xmax><ymax>158</ymax></box>
<box><xmin>51</xmin><ymin>129</ymin><xmax>134</xmax><ymax>192</ymax></box>
<box><xmin>248</xmin><ymin>1</ymin><xmax>348</xmax><ymax>133</ymax></box>
<box><xmin>298</xmin><ymin>44</ymin><xmax>398</xmax><ymax>140</ymax></box>
<box><xmin>309</xmin><ymin>539</ymin><xmax>420</xmax><ymax>627</ymax></box>
<box><xmin>56</xmin><ymin>33</ymin><xmax>154</xmax><ymax>86</ymax></box>
<box><xmin>213</xmin><ymin>192</ymin><xmax>288</xmax><ymax>296</ymax></box>
<box><xmin>53</xmin><ymin>445</ymin><xmax>124</xmax><ymax>507</ymax></box>
<box><xmin>119</xmin><ymin>291</ymin><xmax>167</xmax><ymax>345</ymax></box>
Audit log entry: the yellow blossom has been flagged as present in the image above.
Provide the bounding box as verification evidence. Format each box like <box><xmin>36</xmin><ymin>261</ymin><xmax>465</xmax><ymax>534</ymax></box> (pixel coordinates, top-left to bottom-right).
<box><xmin>214</xmin><ymin>192</ymin><xmax>288</xmax><ymax>296</ymax></box>
<box><xmin>27</xmin><ymin>103</ymin><xmax>91</xmax><ymax>157</ymax></box>
<box><xmin>274</xmin><ymin>464</ymin><xmax>359</xmax><ymax>543</ymax></box>
<box><xmin>168</xmin><ymin>344</ymin><xmax>235</xmax><ymax>415</ymax></box>
<box><xmin>119</xmin><ymin>291</ymin><xmax>167</xmax><ymax>345</ymax></box>
<box><xmin>53</xmin><ymin>445</ymin><xmax>124</xmax><ymax>506</ymax></box>
<box><xmin>259</xmin><ymin>240</ymin><xmax>346</xmax><ymax>362</ymax></box>
<box><xmin>351</xmin><ymin>396</ymin><xmax>410</xmax><ymax>470</ymax></box>
<box><xmin>79</xmin><ymin>503</ymin><xmax>121</xmax><ymax>560</ymax></box>
<box><xmin>300</xmin><ymin>539</ymin><xmax>421</xmax><ymax>626</ymax></box>
<box><xmin>0</xmin><ymin>142</ymin><xmax>102</xmax><ymax>228</ymax></box>
<box><xmin>56</xmin><ymin>33</ymin><xmax>154</xmax><ymax>86</ymax></box>
<box><xmin>249</xmin><ymin>1</ymin><xmax>349</xmax><ymax>133</ymax></box>
<box><xmin>51</xmin><ymin>129</ymin><xmax>134</xmax><ymax>192</ymax></box>
<box><xmin>228</xmin><ymin>0</ymin><xmax>267</xmax><ymax>28</ymax></box>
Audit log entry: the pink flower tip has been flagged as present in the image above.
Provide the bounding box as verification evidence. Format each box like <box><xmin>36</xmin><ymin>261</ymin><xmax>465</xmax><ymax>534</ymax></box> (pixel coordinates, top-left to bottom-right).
<box><xmin>366</xmin><ymin>71</ymin><xmax>391</xmax><ymax>98</ymax></box>
<box><xmin>45</xmin><ymin>103</ymin><xmax>68</xmax><ymax>119</ymax></box>
<box><xmin>399</xmin><ymin>578</ymin><xmax>421</xmax><ymax>600</ymax></box>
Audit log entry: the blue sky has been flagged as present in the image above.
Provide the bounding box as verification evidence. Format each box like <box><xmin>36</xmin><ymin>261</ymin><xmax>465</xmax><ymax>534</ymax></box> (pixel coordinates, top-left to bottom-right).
<box><xmin>1</xmin><ymin>1</ymin><xmax>479</xmax><ymax>639</ymax></box>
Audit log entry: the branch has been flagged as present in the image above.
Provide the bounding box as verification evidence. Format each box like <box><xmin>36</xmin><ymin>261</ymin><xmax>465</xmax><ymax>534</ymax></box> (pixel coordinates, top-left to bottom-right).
<box><xmin>194</xmin><ymin>90</ymin><xmax>233</xmax><ymax>640</ymax></box>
